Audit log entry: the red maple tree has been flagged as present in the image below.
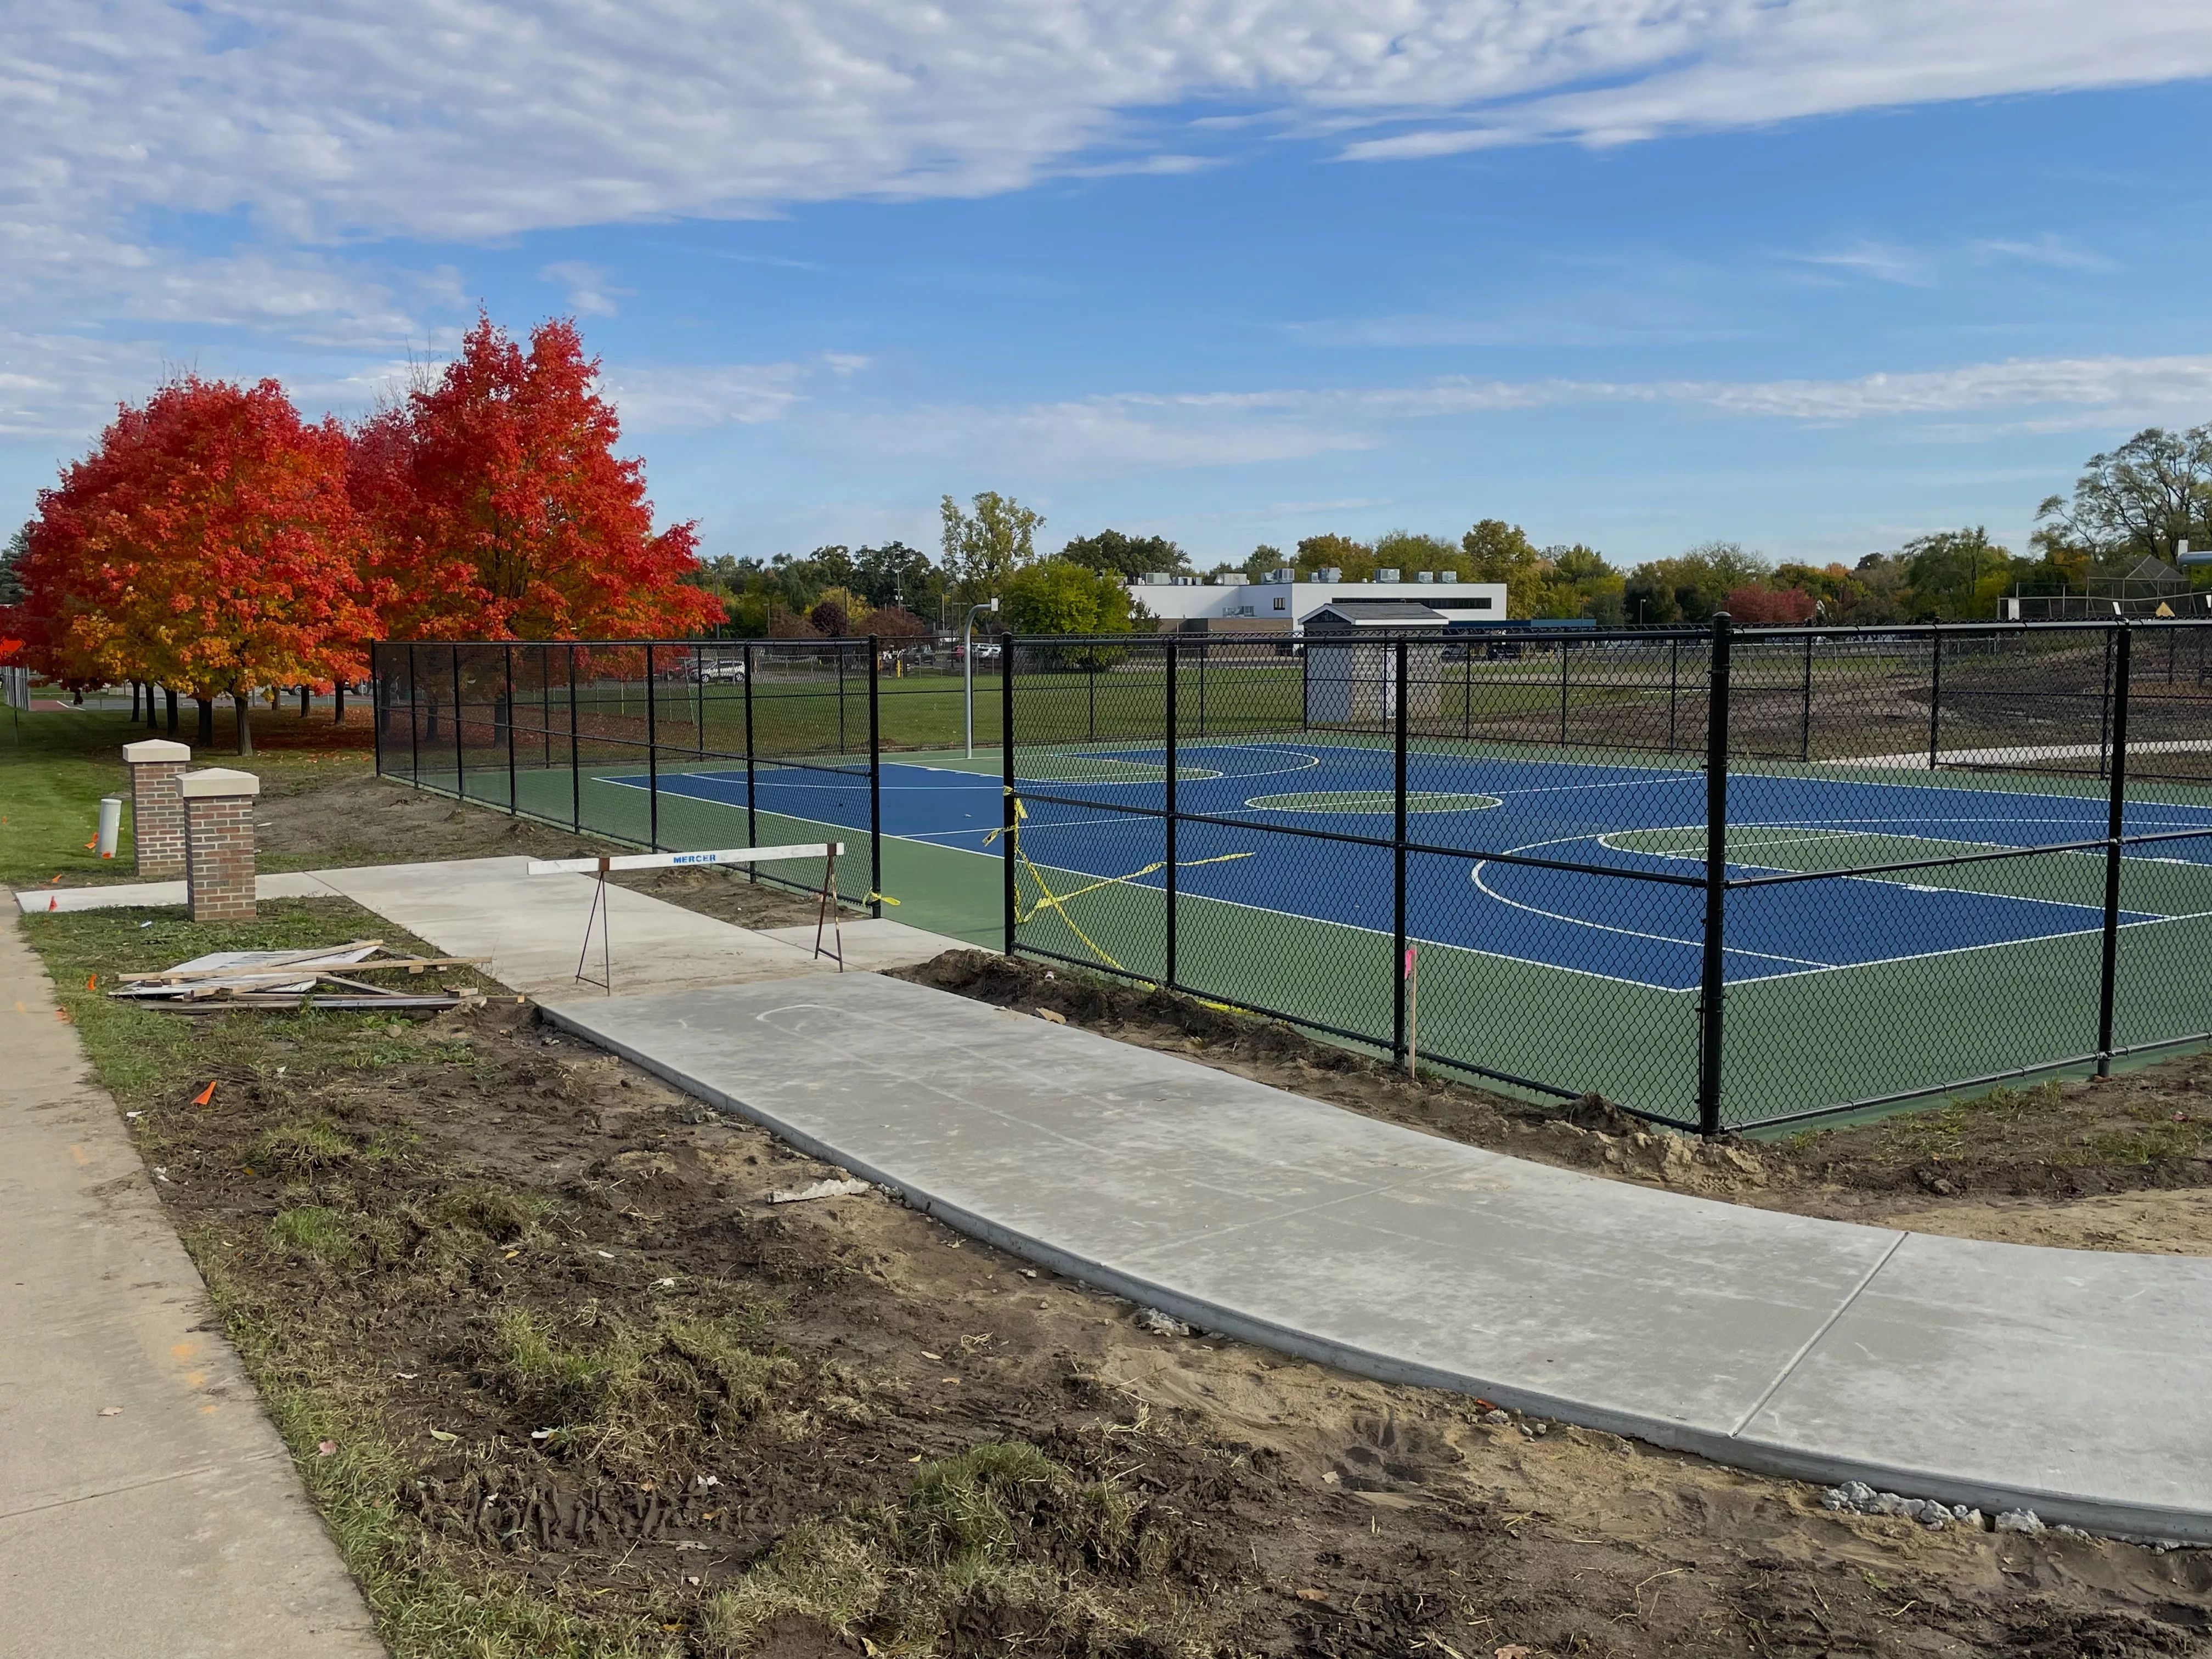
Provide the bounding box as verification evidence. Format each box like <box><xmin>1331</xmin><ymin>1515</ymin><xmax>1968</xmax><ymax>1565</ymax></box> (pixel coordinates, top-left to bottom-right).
<box><xmin>17</xmin><ymin>376</ymin><xmax>376</xmax><ymax>751</ymax></box>
<box><xmin>359</xmin><ymin>314</ymin><xmax>719</xmax><ymax>642</ymax></box>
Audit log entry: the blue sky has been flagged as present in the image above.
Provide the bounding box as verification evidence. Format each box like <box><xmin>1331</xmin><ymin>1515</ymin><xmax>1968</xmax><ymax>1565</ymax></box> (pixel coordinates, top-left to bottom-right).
<box><xmin>5</xmin><ymin>2</ymin><xmax>2211</xmax><ymax>572</ymax></box>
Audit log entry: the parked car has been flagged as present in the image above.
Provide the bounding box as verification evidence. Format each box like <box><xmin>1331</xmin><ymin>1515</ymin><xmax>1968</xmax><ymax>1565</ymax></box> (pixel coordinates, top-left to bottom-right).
<box><xmin>695</xmin><ymin>657</ymin><xmax>748</xmax><ymax>684</ymax></box>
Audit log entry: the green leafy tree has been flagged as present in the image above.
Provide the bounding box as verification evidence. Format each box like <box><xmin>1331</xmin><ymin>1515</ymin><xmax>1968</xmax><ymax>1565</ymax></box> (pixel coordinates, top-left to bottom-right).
<box><xmin>0</xmin><ymin>523</ymin><xmax>27</xmax><ymax>605</ymax></box>
<box><xmin>941</xmin><ymin>491</ymin><xmax>1042</xmax><ymax>602</ymax></box>
<box><xmin>1373</xmin><ymin>529</ymin><xmax>1462</xmax><ymax>574</ymax></box>
<box><xmin>1899</xmin><ymin>527</ymin><xmax>2012</xmax><ymax>619</ymax></box>
<box><xmin>2036</xmin><ymin>425</ymin><xmax>2212</xmax><ymax>565</ymax></box>
<box><xmin>1003</xmin><ymin>558</ymin><xmax>1136</xmax><ymax>636</ymax></box>
<box><xmin>853</xmin><ymin>541</ymin><xmax>943</xmax><ymax>618</ymax></box>
<box><xmin>1457</xmin><ymin>520</ymin><xmax>1554</xmax><ymax>618</ymax></box>
<box><xmin>1059</xmin><ymin>528</ymin><xmax>1187</xmax><ymax>581</ymax></box>
<box><xmin>1237</xmin><ymin>543</ymin><xmax>1288</xmax><ymax>582</ymax></box>
<box><xmin>1293</xmin><ymin>532</ymin><xmax>1374</xmax><ymax>580</ymax></box>
<box><xmin>1623</xmin><ymin>542</ymin><xmax>1770</xmax><ymax>624</ymax></box>
<box><xmin>1531</xmin><ymin>544</ymin><xmax>1624</xmax><ymax>621</ymax></box>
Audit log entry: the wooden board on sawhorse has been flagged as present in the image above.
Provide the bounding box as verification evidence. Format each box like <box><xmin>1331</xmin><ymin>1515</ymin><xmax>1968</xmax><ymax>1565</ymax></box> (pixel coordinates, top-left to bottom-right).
<box><xmin>527</xmin><ymin>843</ymin><xmax>848</xmax><ymax>995</ymax></box>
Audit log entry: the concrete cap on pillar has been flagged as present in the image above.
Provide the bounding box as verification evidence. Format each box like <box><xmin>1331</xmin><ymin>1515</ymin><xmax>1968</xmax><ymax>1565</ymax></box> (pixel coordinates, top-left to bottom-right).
<box><xmin>123</xmin><ymin>738</ymin><xmax>191</xmax><ymax>763</ymax></box>
<box><xmin>178</xmin><ymin>767</ymin><xmax>262</xmax><ymax>799</ymax></box>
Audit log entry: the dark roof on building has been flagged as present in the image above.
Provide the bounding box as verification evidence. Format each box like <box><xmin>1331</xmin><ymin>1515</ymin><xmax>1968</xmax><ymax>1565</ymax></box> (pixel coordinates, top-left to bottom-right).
<box><xmin>1300</xmin><ymin>600</ymin><xmax>1451</xmax><ymax>630</ymax></box>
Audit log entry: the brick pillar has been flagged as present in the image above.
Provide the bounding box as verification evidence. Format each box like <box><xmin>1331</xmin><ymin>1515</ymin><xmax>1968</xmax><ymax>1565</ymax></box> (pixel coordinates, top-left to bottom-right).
<box><xmin>180</xmin><ymin>768</ymin><xmax>261</xmax><ymax>923</ymax></box>
<box><xmin>124</xmin><ymin>738</ymin><xmax>191</xmax><ymax>878</ymax></box>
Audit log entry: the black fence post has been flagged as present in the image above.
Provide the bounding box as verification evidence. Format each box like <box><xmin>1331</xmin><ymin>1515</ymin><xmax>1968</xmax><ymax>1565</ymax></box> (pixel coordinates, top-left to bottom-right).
<box><xmin>696</xmin><ymin>644</ymin><xmax>706</xmax><ymax>754</ymax></box>
<box><xmin>408</xmin><ymin>646</ymin><xmax>421</xmax><ymax>782</ymax></box>
<box><xmin>1164</xmin><ymin>639</ymin><xmax>1180</xmax><ymax>990</ymax></box>
<box><xmin>1197</xmin><ymin>638</ymin><xmax>1207</xmax><ymax>741</ymax></box>
<box><xmin>1001</xmin><ymin>633</ymin><xmax>1017</xmax><ymax>957</ymax></box>
<box><xmin>1696</xmin><ymin>613</ymin><xmax>1734</xmax><ymax>1136</ymax></box>
<box><xmin>1799</xmin><ymin>630</ymin><xmax>1814</xmax><ymax>762</ymax></box>
<box><xmin>1927</xmin><ymin>620</ymin><xmax>1942</xmax><ymax>770</ymax></box>
<box><xmin>645</xmin><ymin>644</ymin><xmax>659</xmax><ymax>851</ymax></box>
<box><xmin>868</xmin><ymin>635</ymin><xmax>882</xmax><ymax>919</ymax></box>
<box><xmin>1393</xmin><ymin>637</ymin><xmax>1410</xmax><ymax>1069</ymax></box>
<box><xmin>743</xmin><ymin>642</ymin><xmax>757</xmax><ymax>864</ymax></box>
<box><xmin>540</xmin><ymin>644</ymin><xmax>551</xmax><ymax>771</ymax></box>
<box><xmin>567</xmin><ymin>647</ymin><xmax>580</xmax><ymax>831</ymax></box>
<box><xmin>2096</xmin><ymin>624</ymin><xmax>2133</xmax><ymax>1076</ymax></box>
<box><xmin>1088</xmin><ymin>652</ymin><xmax>1097</xmax><ymax>741</ymax></box>
<box><xmin>504</xmin><ymin>643</ymin><xmax>517</xmax><ymax>814</ymax></box>
<box><xmin>451</xmin><ymin>645</ymin><xmax>464</xmax><ymax>796</ymax></box>
<box><xmin>371</xmin><ymin>647</ymin><xmax>385</xmax><ymax>777</ymax></box>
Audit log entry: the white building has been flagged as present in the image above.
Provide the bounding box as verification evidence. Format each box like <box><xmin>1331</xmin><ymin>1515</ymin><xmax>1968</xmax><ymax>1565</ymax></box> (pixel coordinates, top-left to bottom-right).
<box><xmin>1128</xmin><ymin>566</ymin><xmax>1507</xmax><ymax>632</ymax></box>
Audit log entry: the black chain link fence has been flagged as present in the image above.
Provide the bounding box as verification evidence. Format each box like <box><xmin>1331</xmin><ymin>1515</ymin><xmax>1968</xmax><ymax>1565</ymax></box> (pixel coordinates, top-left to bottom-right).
<box><xmin>371</xmin><ymin>638</ymin><xmax>889</xmax><ymax>912</ymax></box>
<box><xmin>997</xmin><ymin>619</ymin><xmax>2212</xmax><ymax>1132</ymax></box>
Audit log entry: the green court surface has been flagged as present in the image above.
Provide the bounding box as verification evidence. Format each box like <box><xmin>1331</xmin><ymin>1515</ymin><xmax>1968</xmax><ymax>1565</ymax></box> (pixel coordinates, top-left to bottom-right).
<box><xmin>408</xmin><ymin>755</ymin><xmax>1006</xmax><ymax>949</ymax></box>
<box><xmin>388</xmin><ymin>722</ymin><xmax>2212</xmax><ymax>1130</ymax></box>
<box><xmin>1000</xmin><ymin>749</ymin><xmax>2212</xmax><ymax>1131</ymax></box>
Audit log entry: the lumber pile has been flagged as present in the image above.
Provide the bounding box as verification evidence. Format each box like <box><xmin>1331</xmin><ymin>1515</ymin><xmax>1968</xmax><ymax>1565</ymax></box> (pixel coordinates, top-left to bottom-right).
<box><xmin>111</xmin><ymin>939</ymin><xmax>497</xmax><ymax>1013</ymax></box>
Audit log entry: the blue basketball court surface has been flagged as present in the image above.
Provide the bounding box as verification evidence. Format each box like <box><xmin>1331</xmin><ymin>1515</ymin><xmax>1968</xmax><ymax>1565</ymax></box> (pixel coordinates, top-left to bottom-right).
<box><xmin>607</xmin><ymin>741</ymin><xmax>2212</xmax><ymax>997</ymax></box>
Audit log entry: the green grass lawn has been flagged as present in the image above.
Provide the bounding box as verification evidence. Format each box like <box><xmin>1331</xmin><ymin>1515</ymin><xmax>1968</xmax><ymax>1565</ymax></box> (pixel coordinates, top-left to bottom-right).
<box><xmin>0</xmin><ymin>708</ymin><xmax>146</xmax><ymax>886</ymax></box>
<box><xmin>0</xmin><ymin>702</ymin><xmax>375</xmax><ymax>888</ymax></box>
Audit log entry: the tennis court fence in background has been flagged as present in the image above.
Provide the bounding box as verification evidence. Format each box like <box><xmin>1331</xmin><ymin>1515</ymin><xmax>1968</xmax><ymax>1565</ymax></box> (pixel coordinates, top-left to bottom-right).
<box><xmin>369</xmin><ymin>637</ymin><xmax>930</xmax><ymax>915</ymax></box>
<box><xmin>997</xmin><ymin>617</ymin><xmax>2212</xmax><ymax>1133</ymax></box>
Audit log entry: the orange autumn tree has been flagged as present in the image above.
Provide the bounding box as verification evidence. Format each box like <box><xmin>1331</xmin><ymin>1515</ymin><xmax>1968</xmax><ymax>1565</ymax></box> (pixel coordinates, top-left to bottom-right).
<box><xmin>21</xmin><ymin>376</ymin><xmax>375</xmax><ymax>752</ymax></box>
<box><xmin>358</xmin><ymin>314</ymin><xmax>719</xmax><ymax>642</ymax></box>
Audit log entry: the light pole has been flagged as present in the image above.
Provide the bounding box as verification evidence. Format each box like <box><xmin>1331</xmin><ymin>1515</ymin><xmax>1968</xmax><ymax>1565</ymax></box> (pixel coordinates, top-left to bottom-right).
<box><xmin>963</xmin><ymin>598</ymin><xmax>998</xmax><ymax>759</ymax></box>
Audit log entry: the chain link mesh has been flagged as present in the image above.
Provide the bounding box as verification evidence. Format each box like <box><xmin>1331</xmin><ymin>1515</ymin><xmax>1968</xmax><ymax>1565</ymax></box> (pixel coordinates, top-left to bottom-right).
<box><xmin>1002</xmin><ymin>620</ymin><xmax>2212</xmax><ymax>1131</ymax></box>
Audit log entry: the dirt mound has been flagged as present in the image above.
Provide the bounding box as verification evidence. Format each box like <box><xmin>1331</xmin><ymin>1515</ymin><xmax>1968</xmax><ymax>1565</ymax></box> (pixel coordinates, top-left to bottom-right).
<box><xmin>900</xmin><ymin>949</ymin><xmax>2212</xmax><ymax>1255</ymax></box>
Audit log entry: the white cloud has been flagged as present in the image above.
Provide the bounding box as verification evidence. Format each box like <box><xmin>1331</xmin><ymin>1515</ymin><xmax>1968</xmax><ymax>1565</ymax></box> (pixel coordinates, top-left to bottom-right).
<box><xmin>10</xmin><ymin>2</ymin><xmax>2211</xmax><ymax>253</ymax></box>
<box><xmin>1974</xmin><ymin>234</ymin><xmax>2121</xmax><ymax>274</ymax></box>
<box><xmin>539</xmin><ymin>261</ymin><xmax>627</xmax><ymax>318</ymax></box>
<box><xmin>600</xmin><ymin>364</ymin><xmax>811</xmax><ymax>432</ymax></box>
<box><xmin>1337</xmin><ymin>1</ymin><xmax>2212</xmax><ymax>161</ymax></box>
<box><xmin>0</xmin><ymin>333</ymin><xmax>179</xmax><ymax>439</ymax></box>
<box><xmin>1783</xmin><ymin>241</ymin><xmax>1937</xmax><ymax>288</ymax></box>
<box><xmin>4</xmin><ymin>2</ymin><xmax>2207</xmax><ymax>445</ymax></box>
<box><xmin>828</xmin><ymin>393</ymin><xmax>1380</xmax><ymax>477</ymax></box>
<box><xmin>815</xmin><ymin>353</ymin><xmax>2212</xmax><ymax>477</ymax></box>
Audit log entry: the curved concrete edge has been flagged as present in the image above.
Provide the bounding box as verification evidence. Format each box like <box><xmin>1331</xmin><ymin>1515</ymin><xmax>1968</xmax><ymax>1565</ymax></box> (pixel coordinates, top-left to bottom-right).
<box><xmin>543</xmin><ymin>999</ymin><xmax>2210</xmax><ymax>1547</ymax></box>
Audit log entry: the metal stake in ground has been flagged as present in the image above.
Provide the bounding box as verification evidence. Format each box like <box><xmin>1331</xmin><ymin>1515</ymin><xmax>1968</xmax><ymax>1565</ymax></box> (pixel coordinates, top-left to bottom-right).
<box><xmin>575</xmin><ymin>855</ymin><xmax>614</xmax><ymax>995</ymax></box>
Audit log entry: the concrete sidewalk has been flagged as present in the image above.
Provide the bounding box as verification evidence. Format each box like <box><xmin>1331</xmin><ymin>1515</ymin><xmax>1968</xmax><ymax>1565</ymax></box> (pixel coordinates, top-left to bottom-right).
<box><xmin>22</xmin><ymin>858</ymin><xmax>972</xmax><ymax>998</ymax></box>
<box><xmin>311</xmin><ymin>858</ymin><xmax>972</xmax><ymax>997</ymax></box>
<box><xmin>549</xmin><ymin>972</ymin><xmax>2212</xmax><ymax>1544</ymax></box>
<box><xmin>0</xmin><ymin>905</ymin><xmax>383</xmax><ymax>1656</ymax></box>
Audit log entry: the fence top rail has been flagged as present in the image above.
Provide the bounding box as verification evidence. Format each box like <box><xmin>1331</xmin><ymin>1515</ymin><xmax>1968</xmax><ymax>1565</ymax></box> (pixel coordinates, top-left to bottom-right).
<box><xmin>375</xmin><ymin>635</ymin><xmax>887</xmax><ymax>648</ymax></box>
<box><xmin>1005</xmin><ymin>617</ymin><xmax>2212</xmax><ymax>650</ymax></box>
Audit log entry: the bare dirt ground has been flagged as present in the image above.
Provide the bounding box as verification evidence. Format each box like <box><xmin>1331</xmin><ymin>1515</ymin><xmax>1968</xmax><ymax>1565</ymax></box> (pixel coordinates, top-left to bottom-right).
<box><xmin>897</xmin><ymin>953</ymin><xmax>2212</xmax><ymax>1259</ymax></box>
<box><xmin>29</xmin><ymin>902</ymin><xmax>2212</xmax><ymax>1658</ymax></box>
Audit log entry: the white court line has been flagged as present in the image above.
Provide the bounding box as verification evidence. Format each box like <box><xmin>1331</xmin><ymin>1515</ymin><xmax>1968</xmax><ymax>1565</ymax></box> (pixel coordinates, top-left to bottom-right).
<box><xmin>1468</xmin><ymin>859</ymin><xmax>1837</xmax><ymax>969</ymax></box>
<box><xmin>1483</xmin><ymin>770</ymin><xmax>1703</xmax><ymax>799</ymax></box>
<box><xmin>1592</xmin><ymin>823</ymin><xmax>2144</xmax><ymax>919</ymax></box>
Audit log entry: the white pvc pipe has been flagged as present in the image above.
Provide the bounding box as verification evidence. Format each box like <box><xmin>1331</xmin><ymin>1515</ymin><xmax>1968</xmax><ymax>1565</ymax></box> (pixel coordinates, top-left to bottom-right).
<box><xmin>97</xmin><ymin>795</ymin><xmax>122</xmax><ymax>860</ymax></box>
